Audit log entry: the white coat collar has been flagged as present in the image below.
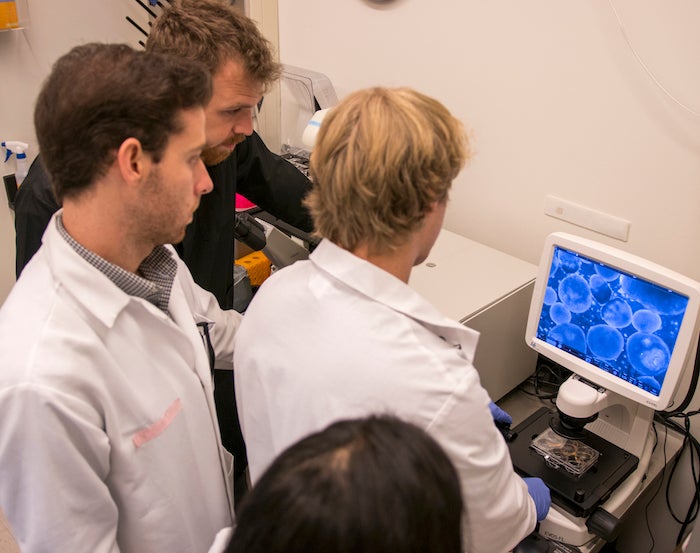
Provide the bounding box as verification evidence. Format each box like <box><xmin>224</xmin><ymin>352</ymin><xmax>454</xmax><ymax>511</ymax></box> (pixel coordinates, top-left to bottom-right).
<box><xmin>41</xmin><ymin>210</ymin><xmax>170</xmax><ymax>329</ymax></box>
<box><xmin>309</xmin><ymin>239</ymin><xmax>479</xmax><ymax>360</ymax></box>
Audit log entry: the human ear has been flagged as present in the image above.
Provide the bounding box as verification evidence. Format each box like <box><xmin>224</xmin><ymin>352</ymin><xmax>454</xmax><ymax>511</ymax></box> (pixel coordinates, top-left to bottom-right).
<box><xmin>116</xmin><ymin>138</ymin><xmax>148</xmax><ymax>184</ymax></box>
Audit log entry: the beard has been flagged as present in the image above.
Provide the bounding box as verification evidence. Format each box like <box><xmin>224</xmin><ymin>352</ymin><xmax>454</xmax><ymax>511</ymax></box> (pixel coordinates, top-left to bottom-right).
<box><xmin>200</xmin><ymin>134</ymin><xmax>247</xmax><ymax>166</ymax></box>
<box><xmin>135</xmin><ymin>166</ymin><xmax>194</xmax><ymax>248</ymax></box>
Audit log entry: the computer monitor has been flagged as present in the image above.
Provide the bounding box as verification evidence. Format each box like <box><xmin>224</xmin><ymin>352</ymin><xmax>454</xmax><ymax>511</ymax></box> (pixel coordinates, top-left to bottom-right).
<box><xmin>525</xmin><ymin>232</ymin><xmax>700</xmax><ymax>411</ymax></box>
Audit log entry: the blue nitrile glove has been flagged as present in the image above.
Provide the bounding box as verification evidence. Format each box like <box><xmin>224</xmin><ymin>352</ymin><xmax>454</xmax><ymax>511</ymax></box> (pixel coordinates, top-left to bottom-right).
<box><xmin>524</xmin><ymin>477</ymin><xmax>551</xmax><ymax>521</ymax></box>
<box><xmin>488</xmin><ymin>401</ymin><xmax>512</xmax><ymax>426</ymax></box>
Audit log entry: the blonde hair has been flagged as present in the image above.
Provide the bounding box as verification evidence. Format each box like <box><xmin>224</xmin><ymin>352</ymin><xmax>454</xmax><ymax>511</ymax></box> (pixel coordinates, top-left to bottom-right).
<box><xmin>306</xmin><ymin>87</ymin><xmax>469</xmax><ymax>254</ymax></box>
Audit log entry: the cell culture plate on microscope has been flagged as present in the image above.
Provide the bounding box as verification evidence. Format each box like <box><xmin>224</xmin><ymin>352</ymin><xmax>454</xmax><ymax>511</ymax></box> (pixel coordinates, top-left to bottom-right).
<box><xmin>531</xmin><ymin>428</ymin><xmax>600</xmax><ymax>478</ymax></box>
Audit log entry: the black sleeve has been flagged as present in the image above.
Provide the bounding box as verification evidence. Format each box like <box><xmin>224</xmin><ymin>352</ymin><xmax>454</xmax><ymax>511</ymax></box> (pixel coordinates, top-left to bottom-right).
<box><xmin>235</xmin><ymin>132</ymin><xmax>314</xmax><ymax>233</ymax></box>
<box><xmin>14</xmin><ymin>156</ymin><xmax>59</xmax><ymax>278</ymax></box>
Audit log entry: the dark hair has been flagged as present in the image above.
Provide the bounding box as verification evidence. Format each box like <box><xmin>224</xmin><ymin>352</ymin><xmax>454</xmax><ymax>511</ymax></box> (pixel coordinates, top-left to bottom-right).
<box><xmin>226</xmin><ymin>415</ymin><xmax>463</xmax><ymax>553</ymax></box>
<box><xmin>146</xmin><ymin>0</ymin><xmax>280</xmax><ymax>86</ymax></box>
<box><xmin>34</xmin><ymin>42</ymin><xmax>212</xmax><ymax>202</ymax></box>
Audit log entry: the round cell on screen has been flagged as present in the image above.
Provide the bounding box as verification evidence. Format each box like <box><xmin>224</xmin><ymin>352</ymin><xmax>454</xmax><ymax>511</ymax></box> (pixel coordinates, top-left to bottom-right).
<box><xmin>626</xmin><ymin>332</ymin><xmax>670</xmax><ymax>376</ymax></box>
<box><xmin>544</xmin><ymin>286</ymin><xmax>558</xmax><ymax>306</ymax></box>
<box><xmin>595</xmin><ymin>265</ymin><xmax>620</xmax><ymax>282</ymax></box>
<box><xmin>548</xmin><ymin>323</ymin><xmax>586</xmax><ymax>354</ymax></box>
<box><xmin>632</xmin><ymin>310</ymin><xmax>662</xmax><ymax>334</ymax></box>
<box><xmin>558</xmin><ymin>274</ymin><xmax>592</xmax><ymax>314</ymax></box>
<box><xmin>557</xmin><ymin>250</ymin><xmax>581</xmax><ymax>273</ymax></box>
<box><xmin>601</xmin><ymin>298</ymin><xmax>633</xmax><ymax>329</ymax></box>
<box><xmin>550</xmin><ymin>302</ymin><xmax>572</xmax><ymax>325</ymax></box>
<box><xmin>620</xmin><ymin>275</ymin><xmax>687</xmax><ymax>316</ymax></box>
<box><xmin>587</xmin><ymin>325</ymin><xmax>624</xmax><ymax>360</ymax></box>
<box><xmin>590</xmin><ymin>274</ymin><xmax>612</xmax><ymax>304</ymax></box>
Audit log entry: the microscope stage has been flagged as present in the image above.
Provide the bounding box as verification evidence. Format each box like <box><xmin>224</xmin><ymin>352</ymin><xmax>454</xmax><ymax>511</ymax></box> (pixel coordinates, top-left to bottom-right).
<box><xmin>507</xmin><ymin>407</ymin><xmax>639</xmax><ymax>518</ymax></box>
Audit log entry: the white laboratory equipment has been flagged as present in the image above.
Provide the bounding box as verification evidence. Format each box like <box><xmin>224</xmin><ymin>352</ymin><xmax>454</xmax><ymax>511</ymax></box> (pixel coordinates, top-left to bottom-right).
<box><xmin>409</xmin><ymin>228</ymin><xmax>539</xmax><ymax>401</ymax></box>
<box><xmin>508</xmin><ymin>232</ymin><xmax>700</xmax><ymax>549</ymax></box>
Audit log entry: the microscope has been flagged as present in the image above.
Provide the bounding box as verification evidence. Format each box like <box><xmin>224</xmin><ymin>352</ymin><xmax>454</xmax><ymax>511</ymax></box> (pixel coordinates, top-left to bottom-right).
<box><xmin>508</xmin><ymin>232</ymin><xmax>700</xmax><ymax>549</ymax></box>
<box><xmin>510</xmin><ymin>373</ymin><xmax>654</xmax><ymax>545</ymax></box>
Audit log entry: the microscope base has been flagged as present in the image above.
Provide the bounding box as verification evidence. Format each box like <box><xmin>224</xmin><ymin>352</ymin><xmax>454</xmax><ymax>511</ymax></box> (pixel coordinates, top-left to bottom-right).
<box><xmin>508</xmin><ymin>407</ymin><xmax>639</xmax><ymax>518</ymax></box>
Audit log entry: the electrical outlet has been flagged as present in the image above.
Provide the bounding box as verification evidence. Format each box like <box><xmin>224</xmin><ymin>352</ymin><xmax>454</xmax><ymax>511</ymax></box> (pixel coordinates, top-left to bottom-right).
<box><xmin>544</xmin><ymin>195</ymin><xmax>630</xmax><ymax>242</ymax></box>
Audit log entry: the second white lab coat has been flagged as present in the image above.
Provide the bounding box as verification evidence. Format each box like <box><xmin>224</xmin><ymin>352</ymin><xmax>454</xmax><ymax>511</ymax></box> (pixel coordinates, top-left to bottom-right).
<box><xmin>234</xmin><ymin>239</ymin><xmax>536</xmax><ymax>553</ymax></box>
<box><xmin>0</xmin><ymin>213</ymin><xmax>240</xmax><ymax>553</ymax></box>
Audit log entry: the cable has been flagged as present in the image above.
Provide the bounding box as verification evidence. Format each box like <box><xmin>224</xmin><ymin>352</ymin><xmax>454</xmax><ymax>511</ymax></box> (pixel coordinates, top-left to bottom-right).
<box><xmin>643</xmin><ymin>421</ymin><xmax>663</xmax><ymax>553</ymax></box>
<box><xmin>674</xmin><ymin>416</ymin><xmax>700</xmax><ymax>545</ymax></box>
<box><xmin>663</xmin><ymin>333</ymin><xmax>700</xmax><ymax>416</ymax></box>
<box><xmin>655</xmin><ymin>410</ymin><xmax>700</xmax><ymax>546</ymax></box>
<box><xmin>519</xmin><ymin>356</ymin><xmax>571</xmax><ymax>401</ymax></box>
<box><xmin>607</xmin><ymin>0</ymin><xmax>700</xmax><ymax>118</ymax></box>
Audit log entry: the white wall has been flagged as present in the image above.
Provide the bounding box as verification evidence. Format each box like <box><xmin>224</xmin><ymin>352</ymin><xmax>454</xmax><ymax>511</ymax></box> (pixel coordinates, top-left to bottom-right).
<box><xmin>0</xmin><ymin>0</ymin><xmax>153</xmax><ymax>304</ymax></box>
<box><xmin>278</xmin><ymin>0</ymin><xmax>700</xmax><ymax>280</ymax></box>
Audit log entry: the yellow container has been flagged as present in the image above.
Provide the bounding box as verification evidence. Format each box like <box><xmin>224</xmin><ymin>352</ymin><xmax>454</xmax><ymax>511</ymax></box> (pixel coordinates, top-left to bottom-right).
<box><xmin>0</xmin><ymin>1</ymin><xmax>19</xmax><ymax>30</ymax></box>
<box><xmin>235</xmin><ymin>251</ymin><xmax>271</xmax><ymax>287</ymax></box>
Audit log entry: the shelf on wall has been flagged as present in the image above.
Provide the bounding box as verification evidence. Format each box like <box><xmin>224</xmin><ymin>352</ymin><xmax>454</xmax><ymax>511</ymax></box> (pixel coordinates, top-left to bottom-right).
<box><xmin>0</xmin><ymin>0</ymin><xmax>28</xmax><ymax>32</ymax></box>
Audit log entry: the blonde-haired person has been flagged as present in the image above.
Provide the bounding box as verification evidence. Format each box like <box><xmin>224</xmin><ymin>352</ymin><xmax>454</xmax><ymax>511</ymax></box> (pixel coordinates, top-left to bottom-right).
<box><xmin>307</xmin><ymin>87</ymin><xmax>465</xmax><ymax>259</ymax></box>
<box><xmin>233</xmin><ymin>87</ymin><xmax>549</xmax><ymax>553</ymax></box>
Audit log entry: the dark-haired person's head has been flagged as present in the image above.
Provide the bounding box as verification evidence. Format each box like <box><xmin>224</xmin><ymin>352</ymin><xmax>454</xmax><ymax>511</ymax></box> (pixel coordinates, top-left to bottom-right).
<box><xmin>226</xmin><ymin>415</ymin><xmax>463</xmax><ymax>553</ymax></box>
<box><xmin>146</xmin><ymin>0</ymin><xmax>280</xmax><ymax>166</ymax></box>
<box><xmin>34</xmin><ymin>42</ymin><xmax>212</xmax><ymax>203</ymax></box>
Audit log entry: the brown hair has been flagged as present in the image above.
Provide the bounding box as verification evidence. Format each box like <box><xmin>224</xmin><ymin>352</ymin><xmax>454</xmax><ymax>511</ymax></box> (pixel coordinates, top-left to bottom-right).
<box><xmin>146</xmin><ymin>0</ymin><xmax>280</xmax><ymax>87</ymax></box>
<box><xmin>306</xmin><ymin>87</ymin><xmax>470</xmax><ymax>254</ymax></box>
<box><xmin>34</xmin><ymin>43</ymin><xmax>211</xmax><ymax>202</ymax></box>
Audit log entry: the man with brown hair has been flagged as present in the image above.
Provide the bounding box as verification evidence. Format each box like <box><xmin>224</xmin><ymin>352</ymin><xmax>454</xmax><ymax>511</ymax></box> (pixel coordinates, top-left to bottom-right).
<box><xmin>12</xmin><ymin>0</ymin><xmax>310</xmax><ymax>504</ymax></box>
<box><xmin>234</xmin><ymin>87</ymin><xmax>550</xmax><ymax>553</ymax></box>
<box><xmin>16</xmin><ymin>0</ymin><xmax>313</xmax><ymax>299</ymax></box>
<box><xmin>146</xmin><ymin>0</ymin><xmax>312</xmax><ymax>307</ymax></box>
<box><xmin>146</xmin><ymin>1</ymin><xmax>313</xmax><ymax>491</ymax></box>
<box><xmin>0</xmin><ymin>43</ymin><xmax>237</xmax><ymax>553</ymax></box>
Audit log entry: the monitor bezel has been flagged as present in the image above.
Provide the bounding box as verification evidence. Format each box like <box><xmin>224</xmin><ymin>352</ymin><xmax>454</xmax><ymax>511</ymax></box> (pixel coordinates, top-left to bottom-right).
<box><xmin>525</xmin><ymin>232</ymin><xmax>700</xmax><ymax>411</ymax></box>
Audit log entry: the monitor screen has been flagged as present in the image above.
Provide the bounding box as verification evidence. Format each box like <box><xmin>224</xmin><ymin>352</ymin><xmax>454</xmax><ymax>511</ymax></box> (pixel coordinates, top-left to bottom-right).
<box><xmin>526</xmin><ymin>233</ymin><xmax>700</xmax><ymax>410</ymax></box>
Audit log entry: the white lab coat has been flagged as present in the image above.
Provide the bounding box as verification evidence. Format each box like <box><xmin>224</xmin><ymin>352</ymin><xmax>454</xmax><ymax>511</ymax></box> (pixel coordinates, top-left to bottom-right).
<box><xmin>234</xmin><ymin>239</ymin><xmax>536</xmax><ymax>553</ymax></box>
<box><xmin>0</xmin><ymin>213</ymin><xmax>240</xmax><ymax>553</ymax></box>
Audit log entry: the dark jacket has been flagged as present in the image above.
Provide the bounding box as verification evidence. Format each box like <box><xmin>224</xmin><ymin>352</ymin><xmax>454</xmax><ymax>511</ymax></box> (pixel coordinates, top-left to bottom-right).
<box><xmin>176</xmin><ymin>131</ymin><xmax>313</xmax><ymax>310</ymax></box>
<box><xmin>14</xmin><ymin>156</ymin><xmax>57</xmax><ymax>278</ymax></box>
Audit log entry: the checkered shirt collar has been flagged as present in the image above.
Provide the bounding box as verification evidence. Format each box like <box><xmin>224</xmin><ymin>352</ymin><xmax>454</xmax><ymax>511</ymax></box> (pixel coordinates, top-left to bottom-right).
<box><xmin>55</xmin><ymin>215</ymin><xmax>177</xmax><ymax>315</ymax></box>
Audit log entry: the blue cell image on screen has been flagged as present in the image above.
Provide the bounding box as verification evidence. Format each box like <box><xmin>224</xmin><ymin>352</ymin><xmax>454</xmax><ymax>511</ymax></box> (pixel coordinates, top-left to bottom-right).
<box><xmin>536</xmin><ymin>246</ymin><xmax>689</xmax><ymax>396</ymax></box>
